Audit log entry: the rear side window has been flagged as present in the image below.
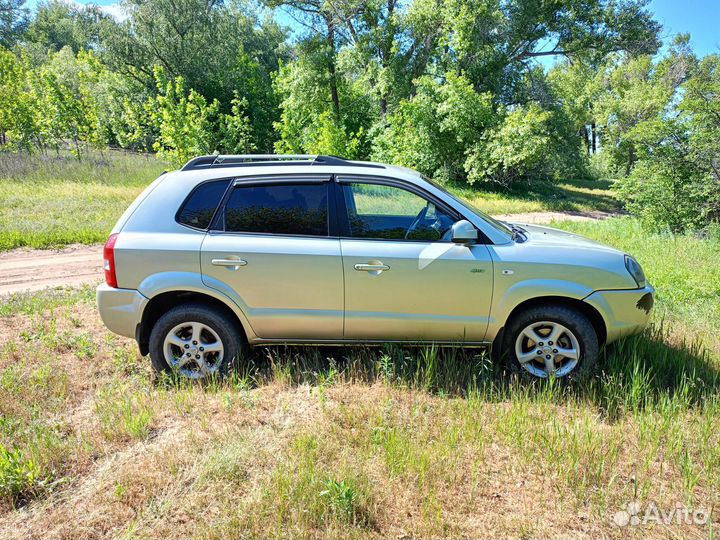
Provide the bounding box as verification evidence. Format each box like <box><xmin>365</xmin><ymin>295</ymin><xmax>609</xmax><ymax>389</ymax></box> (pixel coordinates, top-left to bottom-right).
<box><xmin>224</xmin><ymin>183</ymin><xmax>328</xmax><ymax>236</ymax></box>
<box><xmin>177</xmin><ymin>179</ymin><xmax>231</xmax><ymax>229</ymax></box>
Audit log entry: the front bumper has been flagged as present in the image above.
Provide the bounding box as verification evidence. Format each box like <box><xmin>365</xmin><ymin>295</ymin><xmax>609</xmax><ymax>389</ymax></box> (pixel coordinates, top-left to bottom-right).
<box><xmin>96</xmin><ymin>284</ymin><xmax>148</xmax><ymax>339</ymax></box>
<box><xmin>583</xmin><ymin>284</ymin><xmax>655</xmax><ymax>344</ymax></box>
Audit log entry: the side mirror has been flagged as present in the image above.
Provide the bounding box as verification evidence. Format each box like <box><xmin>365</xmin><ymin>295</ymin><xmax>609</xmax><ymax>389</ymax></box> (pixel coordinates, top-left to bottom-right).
<box><xmin>451</xmin><ymin>220</ymin><xmax>478</xmax><ymax>244</ymax></box>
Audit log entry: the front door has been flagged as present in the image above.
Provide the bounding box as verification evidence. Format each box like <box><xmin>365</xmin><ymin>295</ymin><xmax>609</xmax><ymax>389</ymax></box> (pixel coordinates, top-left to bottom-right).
<box><xmin>338</xmin><ymin>179</ymin><xmax>494</xmax><ymax>342</ymax></box>
<box><xmin>201</xmin><ymin>178</ymin><xmax>343</xmax><ymax>340</ymax></box>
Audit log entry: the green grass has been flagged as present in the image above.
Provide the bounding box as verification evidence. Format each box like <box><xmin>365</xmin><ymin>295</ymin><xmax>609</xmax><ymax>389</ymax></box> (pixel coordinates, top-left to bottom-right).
<box><xmin>0</xmin><ymin>150</ymin><xmax>166</xmax><ymax>250</ymax></box>
<box><xmin>451</xmin><ymin>177</ymin><xmax>623</xmax><ymax>215</ymax></box>
<box><xmin>0</xmin><ymin>285</ymin><xmax>95</xmax><ymax>317</ymax></box>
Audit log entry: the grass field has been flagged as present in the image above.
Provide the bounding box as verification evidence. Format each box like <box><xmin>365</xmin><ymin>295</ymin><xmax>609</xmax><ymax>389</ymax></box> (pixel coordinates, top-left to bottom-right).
<box><xmin>0</xmin><ymin>150</ymin><xmax>620</xmax><ymax>251</ymax></box>
<box><xmin>452</xmin><ymin>177</ymin><xmax>623</xmax><ymax>216</ymax></box>
<box><xmin>0</xmin><ymin>151</ymin><xmax>718</xmax><ymax>537</ymax></box>
<box><xmin>0</xmin><ymin>151</ymin><xmax>165</xmax><ymax>250</ymax></box>
<box><xmin>0</xmin><ymin>282</ymin><xmax>718</xmax><ymax>538</ymax></box>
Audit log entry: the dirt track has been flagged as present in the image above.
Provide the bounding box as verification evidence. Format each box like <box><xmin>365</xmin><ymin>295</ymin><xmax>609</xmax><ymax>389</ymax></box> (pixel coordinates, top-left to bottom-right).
<box><xmin>0</xmin><ymin>244</ymin><xmax>103</xmax><ymax>295</ymax></box>
<box><xmin>491</xmin><ymin>210</ymin><xmax>616</xmax><ymax>224</ymax></box>
<box><xmin>0</xmin><ymin>211</ymin><xmax>614</xmax><ymax>296</ymax></box>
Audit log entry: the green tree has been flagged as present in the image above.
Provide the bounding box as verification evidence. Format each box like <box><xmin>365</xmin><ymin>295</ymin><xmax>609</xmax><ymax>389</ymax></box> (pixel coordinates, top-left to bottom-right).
<box><xmin>548</xmin><ymin>60</ymin><xmax>604</xmax><ymax>155</ymax></box>
<box><xmin>593</xmin><ymin>36</ymin><xmax>695</xmax><ymax>175</ymax></box>
<box><xmin>103</xmin><ymin>0</ymin><xmax>285</xmax><ymax>151</ymax></box>
<box><xmin>0</xmin><ymin>0</ymin><xmax>28</xmax><ymax>47</ymax></box>
<box><xmin>216</xmin><ymin>92</ymin><xmax>256</xmax><ymax>154</ymax></box>
<box><xmin>145</xmin><ymin>67</ymin><xmax>220</xmax><ymax>167</ymax></box>
<box><xmin>272</xmin><ymin>0</ymin><xmax>662</xmax><ymax>187</ymax></box>
<box><xmin>465</xmin><ymin>102</ymin><xmax>581</xmax><ymax>186</ymax></box>
<box><xmin>0</xmin><ymin>47</ymin><xmax>37</xmax><ymax>149</ymax></box>
<box><xmin>616</xmin><ymin>52</ymin><xmax>720</xmax><ymax>231</ymax></box>
<box><xmin>273</xmin><ymin>46</ymin><xmax>373</xmax><ymax>158</ymax></box>
<box><xmin>32</xmin><ymin>47</ymin><xmax>106</xmax><ymax>157</ymax></box>
<box><xmin>27</xmin><ymin>0</ymin><xmax>113</xmax><ymax>53</ymax></box>
<box><xmin>372</xmin><ymin>72</ymin><xmax>496</xmax><ymax>181</ymax></box>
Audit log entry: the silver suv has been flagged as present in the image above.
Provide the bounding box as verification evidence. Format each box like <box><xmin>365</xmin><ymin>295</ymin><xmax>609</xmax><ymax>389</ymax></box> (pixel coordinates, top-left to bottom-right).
<box><xmin>97</xmin><ymin>155</ymin><xmax>654</xmax><ymax>381</ymax></box>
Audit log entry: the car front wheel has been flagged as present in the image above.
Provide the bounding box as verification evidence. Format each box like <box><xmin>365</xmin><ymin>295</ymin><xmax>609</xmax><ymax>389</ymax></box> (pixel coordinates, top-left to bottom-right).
<box><xmin>502</xmin><ymin>305</ymin><xmax>599</xmax><ymax>381</ymax></box>
<box><xmin>148</xmin><ymin>303</ymin><xmax>245</xmax><ymax>380</ymax></box>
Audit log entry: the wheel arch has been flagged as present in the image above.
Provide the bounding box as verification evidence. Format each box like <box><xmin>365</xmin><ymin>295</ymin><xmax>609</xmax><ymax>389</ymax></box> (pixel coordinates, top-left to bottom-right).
<box><xmin>492</xmin><ymin>295</ymin><xmax>608</xmax><ymax>356</ymax></box>
<box><xmin>136</xmin><ymin>290</ymin><xmax>250</xmax><ymax>356</ymax></box>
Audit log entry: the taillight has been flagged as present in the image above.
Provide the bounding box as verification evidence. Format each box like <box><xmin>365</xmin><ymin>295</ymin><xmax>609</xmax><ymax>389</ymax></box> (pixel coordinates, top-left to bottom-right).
<box><xmin>103</xmin><ymin>233</ymin><xmax>119</xmax><ymax>288</ymax></box>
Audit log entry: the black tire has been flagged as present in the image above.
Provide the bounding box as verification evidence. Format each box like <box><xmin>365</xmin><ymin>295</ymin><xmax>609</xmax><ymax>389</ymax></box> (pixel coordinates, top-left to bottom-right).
<box><xmin>148</xmin><ymin>303</ymin><xmax>246</xmax><ymax>379</ymax></box>
<box><xmin>501</xmin><ymin>304</ymin><xmax>599</xmax><ymax>382</ymax></box>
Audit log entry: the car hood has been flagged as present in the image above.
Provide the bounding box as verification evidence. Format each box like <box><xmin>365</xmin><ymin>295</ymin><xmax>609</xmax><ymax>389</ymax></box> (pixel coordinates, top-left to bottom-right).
<box><xmin>511</xmin><ymin>223</ymin><xmax>623</xmax><ymax>254</ymax></box>
<box><xmin>492</xmin><ymin>221</ymin><xmax>638</xmax><ymax>291</ymax></box>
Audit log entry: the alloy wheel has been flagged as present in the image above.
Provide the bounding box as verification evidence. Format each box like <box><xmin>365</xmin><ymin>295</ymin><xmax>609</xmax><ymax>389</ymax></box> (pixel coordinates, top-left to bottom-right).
<box><xmin>514</xmin><ymin>320</ymin><xmax>580</xmax><ymax>378</ymax></box>
<box><xmin>163</xmin><ymin>321</ymin><xmax>224</xmax><ymax>379</ymax></box>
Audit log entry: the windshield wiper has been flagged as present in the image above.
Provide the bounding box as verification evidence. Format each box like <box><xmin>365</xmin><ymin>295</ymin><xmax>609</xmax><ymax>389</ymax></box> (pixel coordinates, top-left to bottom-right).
<box><xmin>502</xmin><ymin>222</ymin><xmax>527</xmax><ymax>243</ymax></box>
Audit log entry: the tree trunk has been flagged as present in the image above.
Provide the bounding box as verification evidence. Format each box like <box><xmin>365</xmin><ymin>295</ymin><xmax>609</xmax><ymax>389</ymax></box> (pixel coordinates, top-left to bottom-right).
<box><xmin>584</xmin><ymin>126</ymin><xmax>591</xmax><ymax>154</ymax></box>
<box><xmin>379</xmin><ymin>0</ymin><xmax>396</xmax><ymax>117</ymax></box>
<box><xmin>591</xmin><ymin>122</ymin><xmax>597</xmax><ymax>154</ymax></box>
<box><xmin>326</xmin><ymin>17</ymin><xmax>341</xmax><ymax>121</ymax></box>
<box><xmin>626</xmin><ymin>144</ymin><xmax>635</xmax><ymax>176</ymax></box>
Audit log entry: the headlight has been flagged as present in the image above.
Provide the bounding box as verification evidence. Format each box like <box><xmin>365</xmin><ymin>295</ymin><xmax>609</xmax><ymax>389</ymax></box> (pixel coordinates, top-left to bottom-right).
<box><xmin>624</xmin><ymin>255</ymin><xmax>646</xmax><ymax>288</ymax></box>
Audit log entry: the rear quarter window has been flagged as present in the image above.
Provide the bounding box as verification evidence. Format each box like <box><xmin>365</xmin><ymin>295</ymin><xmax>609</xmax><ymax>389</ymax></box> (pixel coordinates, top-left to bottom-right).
<box><xmin>176</xmin><ymin>179</ymin><xmax>231</xmax><ymax>229</ymax></box>
<box><xmin>223</xmin><ymin>183</ymin><xmax>329</xmax><ymax>236</ymax></box>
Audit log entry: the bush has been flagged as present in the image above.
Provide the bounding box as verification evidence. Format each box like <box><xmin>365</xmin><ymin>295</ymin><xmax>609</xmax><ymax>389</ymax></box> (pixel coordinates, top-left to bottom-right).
<box><xmin>613</xmin><ymin>54</ymin><xmax>720</xmax><ymax>232</ymax></box>
<box><xmin>465</xmin><ymin>103</ymin><xmax>584</xmax><ymax>187</ymax></box>
<box><xmin>615</xmin><ymin>159</ymin><xmax>710</xmax><ymax>233</ymax></box>
<box><xmin>373</xmin><ymin>76</ymin><xmax>585</xmax><ymax>187</ymax></box>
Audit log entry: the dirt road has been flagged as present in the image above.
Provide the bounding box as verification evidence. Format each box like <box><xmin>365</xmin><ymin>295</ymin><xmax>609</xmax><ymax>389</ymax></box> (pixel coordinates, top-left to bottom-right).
<box><xmin>492</xmin><ymin>210</ymin><xmax>616</xmax><ymax>224</ymax></box>
<box><xmin>0</xmin><ymin>244</ymin><xmax>103</xmax><ymax>295</ymax></box>
<box><xmin>0</xmin><ymin>210</ymin><xmax>614</xmax><ymax>295</ymax></box>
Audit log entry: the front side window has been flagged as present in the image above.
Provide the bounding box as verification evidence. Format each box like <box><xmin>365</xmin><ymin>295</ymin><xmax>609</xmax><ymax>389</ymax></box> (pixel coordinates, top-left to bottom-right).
<box><xmin>176</xmin><ymin>179</ymin><xmax>231</xmax><ymax>229</ymax></box>
<box><xmin>224</xmin><ymin>183</ymin><xmax>329</xmax><ymax>236</ymax></box>
<box><xmin>342</xmin><ymin>182</ymin><xmax>455</xmax><ymax>241</ymax></box>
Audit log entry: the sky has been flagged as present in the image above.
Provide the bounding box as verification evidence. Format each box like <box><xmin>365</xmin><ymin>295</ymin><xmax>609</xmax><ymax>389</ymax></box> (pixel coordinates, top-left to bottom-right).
<box><xmin>651</xmin><ymin>0</ymin><xmax>720</xmax><ymax>57</ymax></box>
<box><xmin>21</xmin><ymin>0</ymin><xmax>720</xmax><ymax>59</ymax></box>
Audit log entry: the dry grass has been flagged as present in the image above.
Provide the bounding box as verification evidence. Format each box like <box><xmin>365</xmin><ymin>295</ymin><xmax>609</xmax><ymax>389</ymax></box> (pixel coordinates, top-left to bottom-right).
<box><xmin>0</xmin><ymin>293</ymin><xmax>718</xmax><ymax>539</ymax></box>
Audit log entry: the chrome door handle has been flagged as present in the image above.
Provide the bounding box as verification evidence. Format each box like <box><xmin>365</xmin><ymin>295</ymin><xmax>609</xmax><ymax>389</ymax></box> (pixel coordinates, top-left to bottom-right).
<box><xmin>354</xmin><ymin>263</ymin><xmax>390</xmax><ymax>272</ymax></box>
<box><xmin>211</xmin><ymin>258</ymin><xmax>248</xmax><ymax>268</ymax></box>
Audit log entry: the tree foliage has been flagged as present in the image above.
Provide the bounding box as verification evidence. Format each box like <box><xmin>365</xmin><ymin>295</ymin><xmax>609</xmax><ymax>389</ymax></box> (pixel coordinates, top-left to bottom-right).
<box><xmin>0</xmin><ymin>45</ymin><xmax>108</xmax><ymax>157</ymax></box>
<box><xmin>613</xmin><ymin>51</ymin><xmax>720</xmax><ymax>232</ymax></box>
<box><xmin>27</xmin><ymin>0</ymin><xmax>111</xmax><ymax>53</ymax></box>
<box><xmin>0</xmin><ymin>0</ymin><xmax>28</xmax><ymax>47</ymax></box>
<box><xmin>102</xmin><ymin>0</ymin><xmax>285</xmax><ymax>151</ymax></box>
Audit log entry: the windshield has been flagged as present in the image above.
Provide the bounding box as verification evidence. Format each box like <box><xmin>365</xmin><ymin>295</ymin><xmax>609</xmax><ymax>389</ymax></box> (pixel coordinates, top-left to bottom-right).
<box><xmin>421</xmin><ymin>175</ymin><xmax>514</xmax><ymax>237</ymax></box>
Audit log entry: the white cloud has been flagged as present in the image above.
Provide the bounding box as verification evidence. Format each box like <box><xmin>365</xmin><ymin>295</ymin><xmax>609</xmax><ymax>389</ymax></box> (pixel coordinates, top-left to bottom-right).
<box><xmin>63</xmin><ymin>0</ymin><xmax>128</xmax><ymax>22</ymax></box>
<box><xmin>97</xmin><ymin>2</ymin><xmax>127</xmax><ymax>21</ymax></box>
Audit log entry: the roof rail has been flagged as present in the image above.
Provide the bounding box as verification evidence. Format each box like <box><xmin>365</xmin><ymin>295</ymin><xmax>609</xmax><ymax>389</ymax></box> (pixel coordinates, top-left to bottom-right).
<box><xmin>180</xmin><ymin>154</ymin><xmax>384</xmax><ymax>171</ymax></box>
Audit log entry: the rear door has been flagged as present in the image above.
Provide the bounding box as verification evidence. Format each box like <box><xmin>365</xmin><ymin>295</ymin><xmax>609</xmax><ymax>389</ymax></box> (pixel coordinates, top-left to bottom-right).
<box><xmin>201</xmin><ymin>175</ymin><xmax>344</xmax><ymax>340</ymax></box>
<box><xmin>338</xmin><ymin>177</ymin><xmax>494</xmax><ymax>342</ymax></box>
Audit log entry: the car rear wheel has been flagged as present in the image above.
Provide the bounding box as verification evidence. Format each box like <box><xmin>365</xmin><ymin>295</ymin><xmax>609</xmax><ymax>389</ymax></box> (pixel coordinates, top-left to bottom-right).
<box><xmin>148</xmin><ymin>303</ymin><xmax>246</xmax><ymax>380</ymax></box>
<box><xmin>502</xmin><ymin>305</ymin><xmax>599</xmax><ymax>381</ymax></box>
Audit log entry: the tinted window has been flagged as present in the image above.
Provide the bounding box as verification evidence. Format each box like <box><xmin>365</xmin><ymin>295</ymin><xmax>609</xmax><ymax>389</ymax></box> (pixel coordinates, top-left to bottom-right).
<box><xmin>177</xmin><ymin>179</ymin><xmax>230</xmax><ymax>229</ymax></box>
<box><xmin>343</xmin><ymin>183</ymin><xmax>455</xmax><ymax>241</ymax></box>
<box><xmin>224</xmin><ymin>183</ymin><xmax>328</xmax><ymax>236</ymax></box>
